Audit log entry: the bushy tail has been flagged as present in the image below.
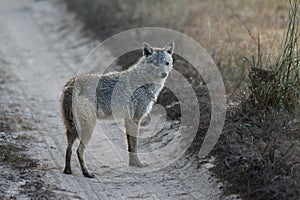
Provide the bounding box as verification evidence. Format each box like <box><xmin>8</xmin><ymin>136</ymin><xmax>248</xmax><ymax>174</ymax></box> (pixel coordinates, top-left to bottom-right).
<box><xmin>61</xmin><ymin>77</ymin><xmax>77</xmax><ymax>137</ymax></box>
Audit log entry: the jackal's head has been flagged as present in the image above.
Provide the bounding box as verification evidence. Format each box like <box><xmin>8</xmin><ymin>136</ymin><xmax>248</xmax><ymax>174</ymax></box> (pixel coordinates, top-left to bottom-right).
<box><xmin>142</xmin><ymin>41</ymin><xmax>174</xmax><ymax>79</ymax></box>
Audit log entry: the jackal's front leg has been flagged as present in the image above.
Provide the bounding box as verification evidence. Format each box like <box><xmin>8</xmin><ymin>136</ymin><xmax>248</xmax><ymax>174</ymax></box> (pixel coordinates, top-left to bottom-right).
<box><xmin>125</xmin><ymin>118</ymin><xmax>148</xmax><ymax>167</ymax></box>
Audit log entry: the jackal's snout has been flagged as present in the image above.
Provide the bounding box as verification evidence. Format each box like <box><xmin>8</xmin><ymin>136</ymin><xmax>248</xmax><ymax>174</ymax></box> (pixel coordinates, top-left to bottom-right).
<box><xmin>161</xmin><ymin>72</ymin><xmax>168</xmax><ymax>78</ymax></box>
<box><xmin>157</xmin><ymin>64</ymin><xmax>169</xmax><ymax>79</ymax></box>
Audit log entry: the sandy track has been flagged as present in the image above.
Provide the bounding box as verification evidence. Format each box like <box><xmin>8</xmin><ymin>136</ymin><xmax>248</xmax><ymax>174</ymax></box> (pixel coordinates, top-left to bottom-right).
<box><xmin>0</xmin><ymin>0</ymin><xmax>221</xmax><ymax>199</ymax></box>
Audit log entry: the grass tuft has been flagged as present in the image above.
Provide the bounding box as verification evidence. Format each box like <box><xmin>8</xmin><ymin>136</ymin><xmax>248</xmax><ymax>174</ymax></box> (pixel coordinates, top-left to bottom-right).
<box><xmin>246</xmin><ymin>0</ymin><xmax>300</xmax><ymax>112</ymax></box>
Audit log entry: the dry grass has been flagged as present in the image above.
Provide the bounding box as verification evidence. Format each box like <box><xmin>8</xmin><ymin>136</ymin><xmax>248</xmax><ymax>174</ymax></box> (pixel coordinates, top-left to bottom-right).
<box><xmin>66</xmin><ymin>0</ymin><xmax>291</xmax><ymax>100</ymax></box>
<box><xmin>182</xmin><ymin>0</ymin><xmax>290</xmax><ymax>99</ymax></box>
<box><xmin>245</xmin><ymin>0</ymin><xmax>300</xmax><ymax>112</ymax></box>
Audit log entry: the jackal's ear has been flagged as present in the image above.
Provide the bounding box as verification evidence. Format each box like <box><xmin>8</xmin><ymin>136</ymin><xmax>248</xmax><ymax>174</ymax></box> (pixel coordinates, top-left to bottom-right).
<box><xmin>164</xmin><ymin>41</ymin><xmax>174</xmax><ymax>54</ymax></box>
<box><xmin>143</xmin><ymin>42</ymin><xmax>153</xmax><ymax>57</ymax></box>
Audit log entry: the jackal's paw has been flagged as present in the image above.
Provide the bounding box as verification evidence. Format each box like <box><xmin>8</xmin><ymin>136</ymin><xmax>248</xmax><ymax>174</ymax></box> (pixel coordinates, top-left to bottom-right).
<box><xmin>129</xmin><ymin>160</ymin><xmax>149</xmax><ymax>168</ymax></box>
<box><xmin>83</xmin><ymin>170</ymin><xmax>95</xmax><ymax>178</ymax></box>
<box><xmin>63</xmin><ymin>167</ymin><xmax>72</xmax><ymax>174</ymax></box>
<box><xmin>136</xmin><ymin>162</ymin><xmax>149</xmax><ymax>168</ymax></box>
<box><xmin>141</xmin><ymin>115</ymin><xmax>151</xmax><ymax>126</ymax></box>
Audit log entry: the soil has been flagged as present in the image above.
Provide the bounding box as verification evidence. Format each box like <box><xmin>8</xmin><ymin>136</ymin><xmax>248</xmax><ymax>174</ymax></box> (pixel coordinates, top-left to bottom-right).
<box><xmin>0</xmin><ymin>0</ymin><xmax>222</xmax><ymax>199</ymax></box>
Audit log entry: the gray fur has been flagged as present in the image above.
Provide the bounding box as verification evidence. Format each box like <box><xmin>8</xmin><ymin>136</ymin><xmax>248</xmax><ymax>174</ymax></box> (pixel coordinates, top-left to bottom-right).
<box><xmin>61</xmin><ymin>41</ymin><xmax>174</xmax><ymax>177</ymax></box>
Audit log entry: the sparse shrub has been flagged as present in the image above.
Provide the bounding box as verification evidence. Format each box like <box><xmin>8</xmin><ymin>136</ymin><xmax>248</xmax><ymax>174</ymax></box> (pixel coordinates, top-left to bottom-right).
<box><xmin>65</xmin><ymin>0</ymin><xmax>188</xmax><ymax>38</ymax></box>
<box><xmin>212</xmin><ymin>1</ymin><xmax>300</xmax><ymax>199</ymax></box>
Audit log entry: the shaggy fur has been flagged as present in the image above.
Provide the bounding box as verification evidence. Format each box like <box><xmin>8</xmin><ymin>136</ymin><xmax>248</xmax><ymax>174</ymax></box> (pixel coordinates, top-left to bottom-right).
<box><xmin>61</xmin><ymin>41</ymin><xmax>174</xmax><ymax>178</ymax></box>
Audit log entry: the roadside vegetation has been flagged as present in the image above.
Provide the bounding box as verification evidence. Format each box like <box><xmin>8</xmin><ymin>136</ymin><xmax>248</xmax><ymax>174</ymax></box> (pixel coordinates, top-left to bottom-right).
<box><xmin>65</xmin><ymin>0</ymin><xmax>300</xmax><ymax>199</ymax></box>
<box><xmin>212</xmin><ymin>1</ymin><xmax>300</xmax><ymax>199</ymax></box>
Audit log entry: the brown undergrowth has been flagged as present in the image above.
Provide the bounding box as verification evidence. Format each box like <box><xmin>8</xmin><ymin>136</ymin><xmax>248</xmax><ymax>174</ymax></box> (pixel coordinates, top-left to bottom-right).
<box><xmin>211</xmin><ymin>1</ymin><xmax>300</xmax><ymax>199</ymax></box>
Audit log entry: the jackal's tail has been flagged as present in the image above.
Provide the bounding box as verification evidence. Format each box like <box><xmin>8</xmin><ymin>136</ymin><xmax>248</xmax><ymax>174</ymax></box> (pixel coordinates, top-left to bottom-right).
<box><xmin>61</xmin><ymin>77</ymin><xmax>78</xmax><ymax>138</ymax></box>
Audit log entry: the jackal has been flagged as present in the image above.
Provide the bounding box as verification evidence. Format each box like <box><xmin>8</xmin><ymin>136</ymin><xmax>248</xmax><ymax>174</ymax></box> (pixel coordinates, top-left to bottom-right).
<box><xmin>61</xmin><ymin>41</ymin><xmax>174</xmax><ymax>178</ymax></box>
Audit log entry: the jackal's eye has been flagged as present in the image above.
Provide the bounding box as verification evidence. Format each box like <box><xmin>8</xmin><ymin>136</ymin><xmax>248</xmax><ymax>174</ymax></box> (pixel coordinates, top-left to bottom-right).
<box><xmin>166</xmin><ymin>61</ymin><xmax>170</xmax><ymax>66</ymax></box>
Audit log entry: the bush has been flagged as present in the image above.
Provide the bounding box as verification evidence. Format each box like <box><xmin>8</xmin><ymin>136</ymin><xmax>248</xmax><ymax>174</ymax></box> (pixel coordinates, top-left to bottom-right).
<box><xmin>246</xmin><ymin>0</ymin><xmax>300</xmax><ymax>112</ymax></box>
<box><xmin>65</xmin><ymin>0</ymin><xmax>188</xmax><ymax>38</ymax></box>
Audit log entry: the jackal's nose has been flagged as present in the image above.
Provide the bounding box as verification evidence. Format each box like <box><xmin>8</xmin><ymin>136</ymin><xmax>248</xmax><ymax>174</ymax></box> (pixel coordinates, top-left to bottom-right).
<box><xmin>161</xmin><ymin>72</ymin><xmax>167</xmax><ymax>78</ymax></box>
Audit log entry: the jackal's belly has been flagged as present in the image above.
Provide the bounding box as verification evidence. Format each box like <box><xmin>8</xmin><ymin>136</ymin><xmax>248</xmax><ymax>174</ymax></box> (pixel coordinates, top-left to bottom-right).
<box><xmin>96</xmin><ymin>104</ymin><xmax>130</xmax><ymax>120</ymax></box>
<box><xmin>96</xmin><ymin>98</ymin><xmax>154</xmax><ymax>122</ymax></box>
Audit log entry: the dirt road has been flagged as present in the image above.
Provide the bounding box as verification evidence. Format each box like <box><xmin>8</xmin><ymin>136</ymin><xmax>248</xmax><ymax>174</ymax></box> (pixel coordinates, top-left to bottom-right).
<box><xmin>0</xmin><ymin>0</ymin><xmax>221</xmax><ymax>199</ymax></box>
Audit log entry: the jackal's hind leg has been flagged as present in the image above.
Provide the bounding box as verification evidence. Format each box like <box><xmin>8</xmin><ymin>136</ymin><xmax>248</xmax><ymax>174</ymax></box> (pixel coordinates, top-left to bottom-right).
<box><xmin>63</xmin><ymin>129</ymin><xmax>77</xmax><ymax>175</ymax></box>
<box><xmin>75</xmin><ymin>97</ymin><xmax>96</xmax><ymax>178</ymax></box>
<box><xmin>77</xmin><ymin>141</ymin><xmax>95</xmax><ymax>178</ymax></box>
<box><xmin>76</xmin><ymin>123</ymin><xmax>96</xmax><ymax>178</ymax></box>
